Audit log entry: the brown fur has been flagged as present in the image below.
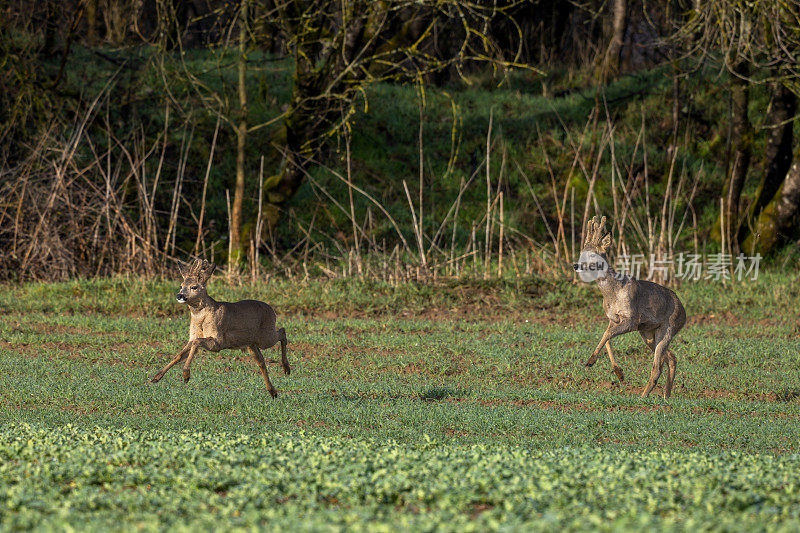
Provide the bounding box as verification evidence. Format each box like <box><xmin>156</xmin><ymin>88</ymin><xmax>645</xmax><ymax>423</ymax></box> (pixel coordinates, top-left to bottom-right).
<box><xmin>150</xmin><ymin>259</ymin><xmax>290</xmax><ymax>397</ymax></box>
<box><xmin>575</xmin><ymin>216</ymin><xmax>686</xmax><ymax>399</ymax></box>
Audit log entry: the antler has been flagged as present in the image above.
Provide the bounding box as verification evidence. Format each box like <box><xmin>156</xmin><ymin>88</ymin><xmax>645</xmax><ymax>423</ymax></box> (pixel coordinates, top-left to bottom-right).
<box><xmin>180</xmin><ymin>259</ymin><xmax>217</xmax><ymax>283</ymax></box>
<box><xmin>584</xmin><ymin>215</ymin><xmax>612</xmax><ymax>254</ymax></box>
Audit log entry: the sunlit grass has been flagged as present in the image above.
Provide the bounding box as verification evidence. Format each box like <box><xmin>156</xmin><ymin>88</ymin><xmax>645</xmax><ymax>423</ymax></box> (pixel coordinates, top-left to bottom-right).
<box><xmin>0</xmin><ymin>276</ymin><xmax>797</xmax><ymax>529</ymax></box>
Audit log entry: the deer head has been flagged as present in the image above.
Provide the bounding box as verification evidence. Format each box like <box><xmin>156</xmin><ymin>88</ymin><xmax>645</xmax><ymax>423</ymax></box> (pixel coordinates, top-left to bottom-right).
<box><xmin>574</xmin><ymin>215</ymin><xmax>612</xmax><ymax>280</ymax></box>
<box><xmin>176</xmin><ymin>259</ymin><xmax>216</xmax><ymax>305</ymax></box>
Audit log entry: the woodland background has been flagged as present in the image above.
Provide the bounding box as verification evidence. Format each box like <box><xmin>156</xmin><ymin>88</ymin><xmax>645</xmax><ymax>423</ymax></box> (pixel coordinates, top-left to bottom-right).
<box><xmin>2</xmin><ymin>0</ymin><xmax>800</xmax><ymax>281</ymax></box>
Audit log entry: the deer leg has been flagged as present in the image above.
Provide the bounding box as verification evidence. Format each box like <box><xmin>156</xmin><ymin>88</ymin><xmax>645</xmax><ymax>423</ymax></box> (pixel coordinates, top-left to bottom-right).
<box><xmin>182</xmin><ymin>338</ymin><xmax>221</xmax><ymax>383</ymax></box>
<box><xmin>151</xmin><ymin>342</ymin><xmax>192</xmax><ymax>383</ymax></box>
<box><xmin>278</xmin><ymin>327</ymin><xmax>290</xmax><ymax>375</ymax></box>
<box><xmin>643</xmin><ymin>327</ymin><xmax>678</xmax><ymax>399</ymax></box>
<box><xmin>664</xmin><ymin>351</ymin><xmax>677</xmax><ymax>399</ymax></box>
<box><xmin>182</xmin><ymin>345</ymin><xmax>199</xmax><ymax>383</ymax></box>
<box><xmin>586</xmin><ymin>319</ymin><xmax>636</xmax><ymax>367</ymax></box>
<box><xmin>641</xmin><ymin>329</ymin><xmax>672</xmax><ymax>398</ymax></box>
<box><xmin>641</xmin><ymin>351</ymin><xmax>666</xmax><ymax>398</ymax></box>
<box><xmin>248</xmin><ymin>346</ymin><xmax>278</xmax><ymax>398</ymax></box>
<box><xmin>605</xmin><ymin>343</ymin><xmax>625</xmax><ymax>382</ymax></box>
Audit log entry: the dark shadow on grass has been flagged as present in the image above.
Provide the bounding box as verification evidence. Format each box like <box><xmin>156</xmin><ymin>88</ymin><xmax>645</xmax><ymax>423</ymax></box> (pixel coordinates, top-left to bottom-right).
<box><xmin>418</xmin><ymin>386</ymin><xmax>467</xmax><ymax>403</ymax></box>
<box><xmin>775</xmin><ymin>389</ymin><xmax>800</xmax><ymax>402</ymax></box>
<box><xmin>320</xmin><ymin>388</ymin><xmax>468</xmax><ymax>404</ymax></box>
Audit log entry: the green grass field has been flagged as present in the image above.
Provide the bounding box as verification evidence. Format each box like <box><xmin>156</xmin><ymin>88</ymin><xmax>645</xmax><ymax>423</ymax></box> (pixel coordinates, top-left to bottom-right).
<box><xmin>1</xmin><ymin>274</ymin><xmax>799</xmax><ymax>530</ymax></box>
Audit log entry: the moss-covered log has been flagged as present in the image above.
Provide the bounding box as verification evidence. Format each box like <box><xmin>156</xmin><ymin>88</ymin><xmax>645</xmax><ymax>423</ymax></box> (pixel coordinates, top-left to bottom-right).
<box><xmin>742</xmin><ymin>151</ymin><xmax>800</xmax><ymax>255</ymax></box>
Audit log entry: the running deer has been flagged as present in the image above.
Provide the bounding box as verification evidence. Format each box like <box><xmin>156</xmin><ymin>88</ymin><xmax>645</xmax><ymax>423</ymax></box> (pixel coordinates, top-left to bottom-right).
<box><xmin>150</xmin><ymin>259</ymin><xmax>290</xmax><ymax>397</ymax></box>
<box><xmin>573</xmin><ymin>216</ymin><xmax>686</xmax><ymax>399</ymax></box>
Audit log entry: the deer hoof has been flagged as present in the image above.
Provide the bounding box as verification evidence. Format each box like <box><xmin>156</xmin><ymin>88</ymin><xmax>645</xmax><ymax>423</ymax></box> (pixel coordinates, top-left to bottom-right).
<box><xmin>182</xmin><ymin>370</ymin><xmax>190</xmax><ymax>382</ymax></box>
<box><xmin>283</xmin><ymin>364</ymin><xmax>291</xmax><ymax>376</ymax></box>
<box><xmin>613</xmin><ymin>367</ymin><xmax>625</xmax><ymax>382</ymax></box>
<box><xmin>150</xmin><ymin>376</ymin><xmax>161</xmax><ymax>383</ymax></box>
<box><xmin>268</xmin><ymin>388</ymin><xmax>278</xmax><ymax>399</ymax></box>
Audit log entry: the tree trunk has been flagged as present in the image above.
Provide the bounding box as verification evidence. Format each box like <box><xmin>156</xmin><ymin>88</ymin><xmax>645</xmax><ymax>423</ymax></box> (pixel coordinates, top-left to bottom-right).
<box><xmin>717</xmin><ymin>65</ymin><xmax>752</xmax><ymax>255</ymax></box>
<box><xmin>43</xmin><ymin>0</ymin><xmax>59</xmax><ymax>54</ymax></box>
<box><xmin>109</xmin><ymin>0</ymin><xmax>126</xmax><ymax>45</ymax></box>
<box><xmin>256</xmin><ymin>103</ymin><xmax>318</xmax><ymax>231</ymax></box>
<box><xmin>738</xmin><ymin>80</ymin><xmax>796</xmax><ymax>243</ymax></box>
<box><xmin>258</xmin><ymin>2</ymin><xmax>386</xmax><ymax>225</ymax></box>
<box><xmin>597</xmin><ymin>0</ymin><xmax>627</xmax><ymax>82</ymax></box>
<box><xmin>229</xmin><ymin>0</ymin><xmax>248</xmax><ymax>267</ymax></box>
<box><xmin>743</xmin><ymin>150</ymin><xmax>800</xmax><ymax>255</ymax></box>
<box><xmin>86</xmin><ymin>0</ymin><xmax>97</xmax><ymax>44</ymax></box>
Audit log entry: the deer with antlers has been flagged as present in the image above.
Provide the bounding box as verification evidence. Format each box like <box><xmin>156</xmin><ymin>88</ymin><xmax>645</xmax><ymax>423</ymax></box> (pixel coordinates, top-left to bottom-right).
<box><xmin>573</xmin><ymin>216</ymin><xmax>686</xmax><ymax>399</ymax></box>
<box><xmin>150</xmin><ymin>259</ymin><xmax>290</xmax><ymax>397</ymax></box>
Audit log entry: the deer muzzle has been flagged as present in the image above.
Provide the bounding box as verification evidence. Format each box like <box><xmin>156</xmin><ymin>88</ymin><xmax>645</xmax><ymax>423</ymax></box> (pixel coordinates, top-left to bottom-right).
<box><xmin>176</xmin><ymin>293</ymin><xmax>187</xmax><ymax>303</ymax></box>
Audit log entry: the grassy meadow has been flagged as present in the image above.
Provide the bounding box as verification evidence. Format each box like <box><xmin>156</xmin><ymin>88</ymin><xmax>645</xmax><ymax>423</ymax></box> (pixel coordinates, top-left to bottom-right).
<box><xmin>7</xmin><ymin>3</ymin><xmax>800</xmax><ymax>530</ymax></box>
<box><xmin>1</xmin><ymin>273</ymin><xmax>800</xmax><ymax>530</ymax></box>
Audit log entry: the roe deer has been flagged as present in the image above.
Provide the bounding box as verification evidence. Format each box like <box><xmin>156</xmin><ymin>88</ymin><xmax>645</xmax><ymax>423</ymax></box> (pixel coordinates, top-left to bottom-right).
<box><xmin>150</xmin><ymin>259</ymin><xmax>290</xmax><ymax>397</ymax></box>
<box><xmin>573</xmin><ymin>216</ymin><xmax>686</xmax><ymax>399</ymax></box>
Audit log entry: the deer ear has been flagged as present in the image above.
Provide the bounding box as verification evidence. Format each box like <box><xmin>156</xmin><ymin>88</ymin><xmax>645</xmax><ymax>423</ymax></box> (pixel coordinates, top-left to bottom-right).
<box><xmin>584</xmin><ymin>217</ymin><xmax>596</xmax><ymax>246</ymax></box>
<box><xmin>600</xmin><ymin>233</ymin><xmax>612</xmax><ymax>253</ymax></box>
<box><xmin>178</xmin><ymin>262</ymin><xmax>190</xmax><ymax>279</ymax></box>
<box><xmin>198</xmin><ymin>261</ymin><xmax>216</xmax><ymax>284</ymax></box>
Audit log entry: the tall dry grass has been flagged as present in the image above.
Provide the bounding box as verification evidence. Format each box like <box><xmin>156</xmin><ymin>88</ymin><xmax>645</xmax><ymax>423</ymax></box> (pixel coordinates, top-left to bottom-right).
<box><xmin>1</xmin><ymin>93</ymin><xmax>699</xmax><ymax>284</ymax></box>
<box><xmin>264</xmin><ymin>100</ymin><xmax>701</xmax><ymax>285</ymax></box>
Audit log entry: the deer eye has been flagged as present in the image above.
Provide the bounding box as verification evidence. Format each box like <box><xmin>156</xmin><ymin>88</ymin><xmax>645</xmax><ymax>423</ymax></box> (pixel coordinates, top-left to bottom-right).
<box><xmin>190</xmin><ymin>285</ymin><xmax>198</xmax><ymax>290</ymax></box>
